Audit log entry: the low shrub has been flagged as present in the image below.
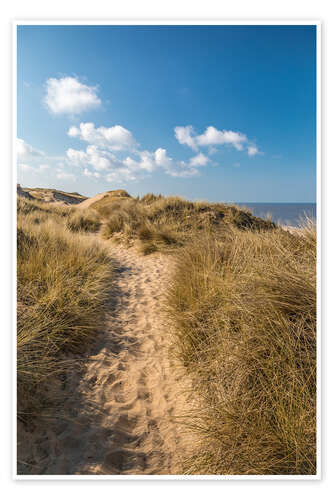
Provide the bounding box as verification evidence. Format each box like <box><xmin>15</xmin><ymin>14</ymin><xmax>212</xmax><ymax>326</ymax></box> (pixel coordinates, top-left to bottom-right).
<box><xmin>101</xmin><ymin>211</ymin><xmax>129</xmax><ymax>239</ymax></box>
<box><xmin>137</xmin><ymin>223</ymin><xmax>154</xmax><ymax>241</ymax></box>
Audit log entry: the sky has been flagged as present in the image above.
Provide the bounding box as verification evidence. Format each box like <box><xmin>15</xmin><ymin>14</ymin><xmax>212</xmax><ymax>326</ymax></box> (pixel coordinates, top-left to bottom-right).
<box><xmin>17</xmin><ymin>25</ymin><xmax>317</xmax><ymax>202</ymax></box>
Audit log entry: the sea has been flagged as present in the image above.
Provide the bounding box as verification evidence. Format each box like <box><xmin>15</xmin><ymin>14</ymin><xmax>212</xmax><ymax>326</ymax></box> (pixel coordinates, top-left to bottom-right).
<box><xmin>235</xmin><ymin>203</ymin><xmax>316</xmax><ymax>227</ymax></box>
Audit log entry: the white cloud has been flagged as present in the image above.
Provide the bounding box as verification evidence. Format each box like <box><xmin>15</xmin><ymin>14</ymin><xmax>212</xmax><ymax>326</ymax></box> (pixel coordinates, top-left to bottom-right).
<box><xmin>67</xmin><ymin>122</ymin><xmax>136</xmax><ymax>151</ymax></box>
<box><xmin>196</xmin><ymin>126</ymin><xmax>247</xmax><ymax>151</ymax></box>
<box><xmin>167</xmin><ymin>165</ymin><xmax>199</xmax><ymax>178</ymax></box>
<box><xmin>154</xmin><ymin>148</ymin><xmax>174</xmax><ymax>172</ymax></box>
<box><xmin>248</xmin><ymin>145</ymin><xmax>259</xmax><ymax>156</ymax></box>
<box><xmin>66</xmin><ymin>145</ymin><xmax>122</xmax><ymax>172</ymax></box>
<box><xmin>153</xmin><ymin>149</ymin><xmax>198</xmax><ymax>178</ymax></box>
<box><xmin>66</xmin><ymin>136</ymin><xmax>201</xmax><ymax>182</ymax></box>
<box><xmin>44</xmin><ymin>77</ymin><xmax>101</xmax><ymax>115</ymax></box>
<box><xmin>66</xmin><ymin>148</ymin><xmax>87</xmax><ymax>166</ymax></box>
<box><xmin>68</xmin><ymin>126</ymin><xmax>80</xmax><ymax>137</ymax></box>
<box><xmin>83</xmin><ymin>168</ymin><xmax>100</xmax><ymax>179</ymax></box>
<box><xmin>19</xmin><ymin>120</ymin><xmax>263</xmax><ymax>188</ymax></box>
<box><xmin>174</xmin><ymin>125</ymin><xmax>261</xmax><ymax>156</ymax></box>
<box><xmin>174</xmin><ymin>126</ymin><xmax>198</xmax><ymax>151</ymax></box>
<box><xmin>56</xmin><ymin>171</ymin><xmax>76</xmax><ymax>181</ymax></box>
<box><xmin>86</xmin><ymin>145</ymin><xmax>113</xmax><ymax>171</ymax></box>
<box><xmin>17</xmin><ymin>138</ymin><xmax>44</xmax><ymax>158</ymax></box>
<box><xmin>66</xmin><ymin>117</ymin><xmax>248</xmax><ymax>183</ymax></box>
<box><xmin>123</xmin><ymin>150</ymin><xmax>156</xmax><ymax>173</ymax></box>
<box><xmin>65</xmin><ymin>116</ymin><xmax>263</xmax><ymax>184</ymax></box>
<box><xmin>189</xmin><ymin>153</ymin><xmax>209</xmax><ymax>167</ymax></box>
<box><xmin>105</xmin><ymin>168</ymin><xmax>138</xmax><ymax>184</ymax></box>
<box><xmin>137</xmin><ymin>151</ymin><xmax>156</xmax><ymax>172</ymax></box>
<box><xmin>67</xmin><ymin>123</ymin><xmax>197</xmax><ymax>182</ymax></box>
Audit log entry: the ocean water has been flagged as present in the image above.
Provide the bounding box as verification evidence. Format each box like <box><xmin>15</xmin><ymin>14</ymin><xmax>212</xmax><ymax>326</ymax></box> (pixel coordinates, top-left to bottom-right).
<box><xmin>235</xmin><ymin>203</ymin><xmax>316</xmax><ymax>227</ymax></box>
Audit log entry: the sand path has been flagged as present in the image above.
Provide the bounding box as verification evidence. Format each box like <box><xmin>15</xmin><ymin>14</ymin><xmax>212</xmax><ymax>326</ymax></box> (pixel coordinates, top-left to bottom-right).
<box><xmin>18</xmin><ymin>245</ymin><xmax>193</xmax><ymax>475</ymax></box>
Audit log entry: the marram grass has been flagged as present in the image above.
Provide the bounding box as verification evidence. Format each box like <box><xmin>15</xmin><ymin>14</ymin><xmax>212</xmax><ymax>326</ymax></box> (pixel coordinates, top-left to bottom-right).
<box><xmin>168</xmin><ymin>220</ymin><xmax>316</xmax><ymax>475</ymax></box>
<box><xmin>17</xmin><ymin>200</ymin><xmax>113</xmax><ymax>419</ymax></box>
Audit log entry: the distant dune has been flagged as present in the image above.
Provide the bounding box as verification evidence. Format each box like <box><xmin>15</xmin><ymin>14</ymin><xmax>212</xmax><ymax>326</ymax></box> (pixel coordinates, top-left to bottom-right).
<box><xmin>17</xmin><ymin>184</ymin><xmax>34</xmax><ymax>200</ymax></box>
<box><xmin>17</xmin><ymin>185</ymin><xmax>87</xmax><ymax>205</ymax></box>
<box><xmin>78</xmin><ymin>189</ymin><xmax>131</xmax><ymax>210</ymax></box>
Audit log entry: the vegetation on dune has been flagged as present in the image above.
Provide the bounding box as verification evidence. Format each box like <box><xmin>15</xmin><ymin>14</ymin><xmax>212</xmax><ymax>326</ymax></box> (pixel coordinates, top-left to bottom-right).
<box><xmin>17</xmin><ymin>188</ymin><xmax>316</xmax><ymax>476</ymax></box>
<box><xmin>17</xmin><ymin>197</ymin><xmax>112</xmax><ymax>420</ymax></box>
<box><xmin>65</xmin><ymin>210</ymin><xmax>101</xmax><ymax>233</ymax></box>
<box><xmin>18</xmin><ymin>197</ymin><xmax>102</xmax><ymax>233</ymax></box>
<box><xmin>168</xmin><ymin>220</ymin><xmax>316</xmax><ymax>475</ymax></box>
<box><xmin>93</xmin><ymin>191</ymin><xmax>275</xmax><ymax>254</ymax></box>
<box><xmin>87</xmin><ymin>189</ymin><xmax>132</xmax><ymax>216</ymax></box>
<box><xmin>17</xmin><ymin>196</ymin><xmax>71</xmax><ymax>218</ymax></box>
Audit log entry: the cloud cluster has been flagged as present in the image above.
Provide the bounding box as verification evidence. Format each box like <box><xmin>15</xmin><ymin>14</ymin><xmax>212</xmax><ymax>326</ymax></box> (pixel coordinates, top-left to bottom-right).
<box><xmin>247</xmin><ymin>145</ymin><xmax>259</xmax><ymax>156</ymax></box>
<box><xmin>17</xmin><ymin>138</ymin><xmax>44</xmax><ymax>159</ymax></box>
<box><xmin>44</xmin><ymin>77</ymin><xmax>101</xmax><ymax>115</ymax></box>
<box><xmin>18</xmin><ymin>74</ymin><xmax>263</xmax><ymax>187</ymax></box>
<box><xmin>68</xmin><ymin>123</ymin><xmax>136</xmax><ymax>151</ymax></box>
<box><xmin>174</xmin><ymin>125</ymin><xmax>260</xmax><ymax>156</ymax></box>
<box><xmin>66</xmin><ymin>122</ymin><xmax>201</xmax><ymax>183</ymax></box>
<box><xmin>189</xmin><ymin>152</ymin><xmax>210</xmax><ymax>167</ymax></box>
<box><xmin>174</xmin><ymin>125</ymin><xmax>198</xmax><ymax>151</ymax></box>
<box><xmin>67</xmin><ymin>145</ymin><xmax>119</xmax><ymax>171</ymax></box>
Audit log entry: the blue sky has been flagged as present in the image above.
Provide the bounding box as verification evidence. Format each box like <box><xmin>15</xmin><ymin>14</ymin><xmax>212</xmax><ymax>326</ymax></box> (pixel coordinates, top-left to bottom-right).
<box><xmin>17</xmin><ymin>25</ymin><xmax>316</xmax><ymax>202</ymax></box>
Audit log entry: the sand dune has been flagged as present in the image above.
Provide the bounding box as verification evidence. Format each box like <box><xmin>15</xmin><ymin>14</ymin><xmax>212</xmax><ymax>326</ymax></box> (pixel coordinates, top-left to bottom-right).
<box><xmin>17</xmin><ymin>185</ymin><xmax>87</xmax><ymax>205</ymax></box>
<box><xmin>18</xmin><ymin>244</ymin><xmax>195</xmax><ymax>475</ymax></box>
<box><xmin>77</xmin><ymin>192</ymin><xmax>108</xmax><ymax>209</ymax></box>
<box><xmin>77</xmin><ymin>190</ymin><xmax>131</xmax><ymax>210</ymax></box>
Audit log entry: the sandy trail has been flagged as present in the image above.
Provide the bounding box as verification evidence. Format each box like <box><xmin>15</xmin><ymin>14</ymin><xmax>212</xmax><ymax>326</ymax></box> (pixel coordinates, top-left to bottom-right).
<box><xmin>18</xmin><ymin>245</ymin><xmax>194</xmax><ymax>475</ymax></box>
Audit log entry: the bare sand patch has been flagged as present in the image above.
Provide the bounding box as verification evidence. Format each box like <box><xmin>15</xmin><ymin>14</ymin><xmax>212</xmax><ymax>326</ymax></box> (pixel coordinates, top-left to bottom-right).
<box><xmin>77</xmin><ymin>192</ymin><xmax>109</xmax><ymax>210</ymax></box>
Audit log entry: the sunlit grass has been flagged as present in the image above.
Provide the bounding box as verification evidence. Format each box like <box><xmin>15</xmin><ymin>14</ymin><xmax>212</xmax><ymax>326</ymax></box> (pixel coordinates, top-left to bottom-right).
<box><xmin>168</xmin><ymin>220</ymin><xmax>316</xmax><ymax>475</ymax></box>
<box><xmin>17</xmin><ymin>198</ymin><xmax>113</xmax><ymax>420</ymax></box>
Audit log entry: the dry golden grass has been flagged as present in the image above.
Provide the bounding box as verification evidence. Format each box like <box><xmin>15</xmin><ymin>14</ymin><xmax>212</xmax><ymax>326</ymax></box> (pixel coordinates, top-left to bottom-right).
<box><xmin>65</xmin><ymin>209</ymin><xmax>101</xmax><ymax>233</ymax></box>
<box><xmin>168</xmin><ymin>220</ymin><xmax>316</xmax><ymax>475</ymax></box>
<box><xmin>141</xmin><ymin>242</ymin><xmax>159</xmax><ymax>255</ymax></box>
<box><xmin>96</xmin><ymin>193</ymin><xmax>275</xmax><ymax>254</ymax></box>
<box><xmin>17</xmin><ymin>198</ymin><xmax>113</xmax><ymax>420</ymax></box>
<box><xmin>17</xmin><ymin>190</ymin><xmax>316</xmax><ymax>476</ymax></box>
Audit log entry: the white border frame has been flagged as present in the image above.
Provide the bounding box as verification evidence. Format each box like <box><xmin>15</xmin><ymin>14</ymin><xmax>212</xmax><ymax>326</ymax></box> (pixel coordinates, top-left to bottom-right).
<box><xmin>12</xmin><ymin>19</ymin><xmax>321</xmax><ymax>481</ymax></box>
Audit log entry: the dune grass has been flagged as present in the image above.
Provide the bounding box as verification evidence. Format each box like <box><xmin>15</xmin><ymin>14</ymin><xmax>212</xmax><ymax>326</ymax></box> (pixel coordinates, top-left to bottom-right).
<box><xmin>65</xmin><ymin>209</ymin><xmax>101</xmax><ymax>233</ymax></box>
<box><xmin>17</xmin><ymin>198</ymin><xmax>113</xmax><ymax>420</ymax></box>
<box><xmin>95</xmin><ymin>193</ymin><xmax>275</xmax><ymax>254</ymax></box>
<box><xmin>17</xmin><ymin>190</ymin><xmax>316</xmax><ymax>476</ymax></box>
<box><xmin>168</xmin><ymin>220</ymin><xmax>316</xmax><ymax>475</ymax></box>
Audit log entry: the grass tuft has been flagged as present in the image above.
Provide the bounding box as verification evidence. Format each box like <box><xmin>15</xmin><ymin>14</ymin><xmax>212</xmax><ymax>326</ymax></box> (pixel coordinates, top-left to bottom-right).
<box><xmin>65</xmin><ymin>210</ymin><xmax>101</xmax><ymax>233</ymax></box>
<box><xmin>140</xmin><ymin>241</ymin><xmax>159</xmax><ymax>255</ymax></box>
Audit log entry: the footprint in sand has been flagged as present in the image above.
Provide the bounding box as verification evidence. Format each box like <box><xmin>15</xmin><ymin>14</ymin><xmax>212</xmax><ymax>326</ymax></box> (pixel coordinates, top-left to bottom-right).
<box><xmin>18</xmin><ymin>244</ymin><xmax>195</xmax><ymax>475</ymax></box>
